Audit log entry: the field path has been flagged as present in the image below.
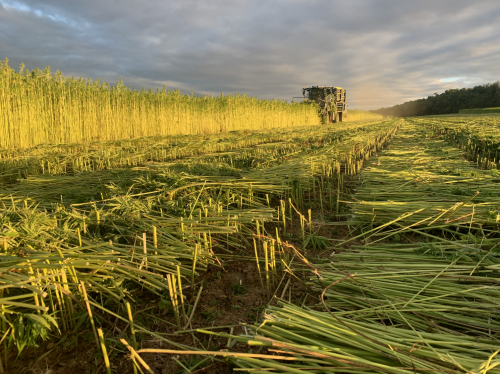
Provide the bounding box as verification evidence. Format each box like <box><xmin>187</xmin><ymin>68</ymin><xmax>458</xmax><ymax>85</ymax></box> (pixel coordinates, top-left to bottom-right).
<box><xmin>349</xmin><ymin>120</ymin><xmax>500</xmax><ymax>229</ymax></box>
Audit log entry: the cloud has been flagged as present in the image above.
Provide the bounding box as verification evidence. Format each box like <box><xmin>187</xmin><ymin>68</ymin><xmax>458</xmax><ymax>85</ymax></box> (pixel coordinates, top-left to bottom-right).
<box><xmin>1</xmin><ymin>0</ymin><xmax>499</xmax><ymax>109</ymax></box>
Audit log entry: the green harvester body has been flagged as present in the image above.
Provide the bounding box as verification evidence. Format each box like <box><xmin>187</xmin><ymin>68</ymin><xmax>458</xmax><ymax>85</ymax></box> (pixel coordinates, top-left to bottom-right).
<box><xmin>302</xmin><ymin>86</ymin><xmax>348</xmax><ymax>123</ymax></box>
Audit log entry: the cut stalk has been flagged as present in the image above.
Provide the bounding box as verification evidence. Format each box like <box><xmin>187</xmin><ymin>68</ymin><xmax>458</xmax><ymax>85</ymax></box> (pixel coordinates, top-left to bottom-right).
<box><xmin>81</xmin><ymin>281</ymin><xmax>100</xmax><ymax>351</ymax></box>
<box><xmin>191</xmin><ymin>244</ymin><xmax>198</xmax><ymax>285</ymax></box>
<box><xmin>176</xmin><ymin>265</ymin><xmax>187</xmax><ymax>325</ymax></box>
<box><xmin>98</xmin><ymin>328</ymin><xmax>112</xmax><ymax>374</ymax></box>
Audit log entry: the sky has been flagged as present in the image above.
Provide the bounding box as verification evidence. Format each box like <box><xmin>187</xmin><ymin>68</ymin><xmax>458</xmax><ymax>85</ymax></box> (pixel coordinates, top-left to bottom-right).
<box><xmin>1</xmin><ymin>0</ymin><xmax>499</xmax><ymax>109</ymax></box>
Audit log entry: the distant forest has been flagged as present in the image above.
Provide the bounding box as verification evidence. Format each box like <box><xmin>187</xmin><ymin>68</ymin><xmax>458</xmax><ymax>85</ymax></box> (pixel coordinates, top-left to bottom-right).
<box><xmin>373</xmin><ymin>82</ymin><xmax>500</xmax><ymax>117</ymax></box>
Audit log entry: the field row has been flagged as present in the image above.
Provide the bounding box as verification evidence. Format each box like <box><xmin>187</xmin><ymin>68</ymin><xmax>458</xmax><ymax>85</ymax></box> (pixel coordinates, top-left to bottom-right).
<box><xmin>0</xmin><ymin>119</ymin><xmax>400</xmax><ymax>370</ymax></box>
<box><xmin>0</xmin><ymin>120</ymin><xmax>390</xmax><ymax>184</ymax></box>
<box><xmin>204</xmin><ymin>118</ymin><xmax>500</xmax><ymax>373</ymax></box>
<box><xmin>350</xmin><ymin>119</ymin><xmax>500</xmax><ymax>228</ymax></box>
<box><xmin>414</xmin><ymin>115</ymin><xmax>500</xmax><ymax>169</ymax></box>
<box><xmin>3</xmin><ymin>115</ymin><xmax>500</xmax><ymax>373</ymax></box>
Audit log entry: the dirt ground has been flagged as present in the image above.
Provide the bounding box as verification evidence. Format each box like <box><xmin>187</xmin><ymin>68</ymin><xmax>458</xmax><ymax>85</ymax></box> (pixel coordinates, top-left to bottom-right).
<box><xmin>6</xmin><ymin>238</ymin><xmax>312</xmax><ymax>374</ymax></box>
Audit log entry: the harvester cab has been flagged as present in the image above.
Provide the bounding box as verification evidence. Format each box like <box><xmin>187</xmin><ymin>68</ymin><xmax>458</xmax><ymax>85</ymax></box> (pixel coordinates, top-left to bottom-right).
<box><xmin>302</xmin><ymin>86</ymin><xmax>348</xmax><ymax>123</ymax></box>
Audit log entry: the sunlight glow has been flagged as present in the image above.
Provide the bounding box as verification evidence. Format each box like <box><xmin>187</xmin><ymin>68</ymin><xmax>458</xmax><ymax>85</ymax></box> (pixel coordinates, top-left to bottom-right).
<box><xmin>440</xmin><ymin>77</ymin><xmax>463</xmax><ymax>82</ymax></box>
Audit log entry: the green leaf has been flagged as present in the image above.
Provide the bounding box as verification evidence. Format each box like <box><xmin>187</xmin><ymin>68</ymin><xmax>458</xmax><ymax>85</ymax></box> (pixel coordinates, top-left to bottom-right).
<box><xmin>73</xmin><ymin>312</ymin><xmax>87</xmax><ymax>332</ymax></box>
<box><xmin>25</xmin><ymin>314</ymin><xmax>51</xmax><ymax>329</ymax></box>
<box><xmin>1</xmin><ymin>232</ymin><xmax>18</xmax><ymax>237</ymax></box>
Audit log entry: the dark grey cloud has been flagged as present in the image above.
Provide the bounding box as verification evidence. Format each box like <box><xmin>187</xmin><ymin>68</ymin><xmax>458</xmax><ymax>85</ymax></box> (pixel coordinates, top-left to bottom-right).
<box><xmin>1</xmin><ymin>0</ymin><xmax>499</xmax><ymax>109</ymax></box>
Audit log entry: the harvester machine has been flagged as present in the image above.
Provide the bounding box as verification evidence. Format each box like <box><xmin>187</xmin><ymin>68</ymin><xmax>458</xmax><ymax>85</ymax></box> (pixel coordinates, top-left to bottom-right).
<box><xmin>301</xmin><ymin>86</ymin><xmax>348</xmax><ymax>123</ymax></box>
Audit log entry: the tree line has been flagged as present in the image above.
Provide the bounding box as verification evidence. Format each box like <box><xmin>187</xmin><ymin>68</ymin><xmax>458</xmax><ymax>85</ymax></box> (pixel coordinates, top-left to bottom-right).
<box><xmin>373</xmin><ymin>82</ymin><xmax>500</xmax><ymax>117</ymax></box>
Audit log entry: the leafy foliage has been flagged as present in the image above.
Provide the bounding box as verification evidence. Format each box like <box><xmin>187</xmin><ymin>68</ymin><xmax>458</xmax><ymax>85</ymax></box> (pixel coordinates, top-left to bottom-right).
<box><xmin>374</xmin><ymin>81</ymin><xmax>500</xmax><ymax>117</ymax></box>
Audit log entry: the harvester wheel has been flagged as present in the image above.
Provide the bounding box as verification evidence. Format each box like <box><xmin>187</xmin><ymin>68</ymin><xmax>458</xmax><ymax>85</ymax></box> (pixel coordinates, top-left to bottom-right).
<box><xmin>339</xmin><ymin>112</ymin><xmax>343</xmax><ymax>122</ymax></box>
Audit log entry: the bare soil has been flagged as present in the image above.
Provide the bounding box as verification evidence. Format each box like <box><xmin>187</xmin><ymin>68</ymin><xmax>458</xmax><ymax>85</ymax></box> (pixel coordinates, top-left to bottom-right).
<box><xmin>7</xmin><ymin>241</ymin><xmax>309</xmax><ymax>374</ymax></box>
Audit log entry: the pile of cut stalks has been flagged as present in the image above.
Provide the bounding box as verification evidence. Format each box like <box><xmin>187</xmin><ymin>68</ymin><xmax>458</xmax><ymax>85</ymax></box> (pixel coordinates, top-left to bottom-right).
<box><xmin>2</xmin><ymin>117</ymin><xmax>500</xmax><ymax>373</ymax></box>
<box><xmin>148</xmin><ymin>120</ymin><xmax>500</xmax><ymax>374</ymax></box>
